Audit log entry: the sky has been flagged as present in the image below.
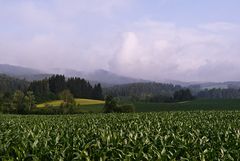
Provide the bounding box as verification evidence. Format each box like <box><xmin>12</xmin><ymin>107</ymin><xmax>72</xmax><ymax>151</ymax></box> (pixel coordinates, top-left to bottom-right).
<box><xmin>0</xmin><ymin>0</ymin><xmax>240</xmax><ymax>82</ymax></box>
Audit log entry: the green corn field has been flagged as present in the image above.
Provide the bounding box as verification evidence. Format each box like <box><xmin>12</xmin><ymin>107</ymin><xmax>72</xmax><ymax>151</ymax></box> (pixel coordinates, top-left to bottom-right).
<box><xmin>1</xmin><ymin>111</ymin><xmax>240</xmax><ymax>160</ymax></box>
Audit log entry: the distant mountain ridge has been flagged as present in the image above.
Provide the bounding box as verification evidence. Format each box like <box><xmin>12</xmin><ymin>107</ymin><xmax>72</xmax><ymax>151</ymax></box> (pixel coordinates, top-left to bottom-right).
<box><xmin>87</xmin><ymin>69</ymin><xmax>148</xmax><ymax>85</ymax></box>
<box><xmin>0</xmin><ymin>64</ymin><xmax>51</xmax><ymax>81</ymax></box>
<box><xmin>163</xmin><ymin>79</ymin><xmax>240</xmax><ymax>89</ymax></box>
<box><xmin>0</xmin><ymin>64</ymin><xmax>42</xmax><ymax>76</ymax></box>
<box><xmin>0</xmin><ymin>64</ymin><xmax>148</xmax><ymax>85</ymax></box>
<box><xmin>48</xmin><ymin>68</ymin><xmax>148</xmax><ymax>85</ymax></box>
<box><xmin>1</xmin><ymin>64</ymin><xmax>240</xmax><ymax>89</ymax></box>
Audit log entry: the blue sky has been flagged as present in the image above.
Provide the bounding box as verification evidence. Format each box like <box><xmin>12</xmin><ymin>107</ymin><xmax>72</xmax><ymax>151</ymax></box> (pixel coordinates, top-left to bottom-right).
<box><xmin>0</xmin><ymin>0</ymin><xmax>240</xmax><ymax>81</ymax></box>
<box><xmin>117</xmin><ymin>0</ymin><xmax>240</xmax><ymax>25</ymax></box>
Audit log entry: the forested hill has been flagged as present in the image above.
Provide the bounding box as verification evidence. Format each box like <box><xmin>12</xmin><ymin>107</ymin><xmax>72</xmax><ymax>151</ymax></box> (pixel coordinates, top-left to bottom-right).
<box><xmin>104</xmin><ymin>82</ymin><xmax>182</xmax><ymax>98</ymax></box>
<box><xmin>0</xmin><ymin>74</ymin><xmax>28</xmax><ymax>94</ymax></box>
<box><xmin>0</xmin><ymin>64</ymin><xmax>42</xmax><ymax>76</ymax></box>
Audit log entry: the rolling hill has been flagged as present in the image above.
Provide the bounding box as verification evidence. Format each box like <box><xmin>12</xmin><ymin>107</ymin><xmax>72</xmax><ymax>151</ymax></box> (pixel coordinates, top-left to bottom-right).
<box><xmin>0</xmin><ymin>64</ymin><xmax>148</xmax><ymax>85</ymax></box>
<box><xmin>49</xmin><ymin>68</ymin><xmax>148</xmax><ymax>85</ymax></box>
<box><xmin>0</xmin><ymin>64</ymin><xmax>42</xmax><ymax>76</ymax></box>
<box><xmin>1</xmin><ymin>64</ymin><xmax>240</xmax><ymax>89</ymax></box>
<box><xmin>37</xmin><ymin>98</ymin><xmax>105</xmax><ymax>108</ymax></box>
<box><xmin>0</xmin><ymin>64</ymin><xmax>51</xmax><ymax>81</ymax></box>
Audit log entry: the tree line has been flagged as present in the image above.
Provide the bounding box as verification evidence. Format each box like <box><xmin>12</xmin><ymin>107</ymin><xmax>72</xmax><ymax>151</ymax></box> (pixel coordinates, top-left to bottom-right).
<box><xmin>0</xmin><ymin>75</ymin><xmax>103</xmax><ymax>114</ymax></box>
<box><xmin>197</xmin><ymin>88</ymin><xmax>240</xmax><ymax>99</ymax></box>
<box><xmin>0</xmin><ymin>74</ymin><xmax>28</xmax><ymax>94</ymax></box>
<box><xmin>104</xmin><ymin>82</ymin><xmax>182</xmax><ymax>102</ymax></box>
<box><xmin>29</xmin><ymin>75</ymin><xmax>103</xmax><ymax>103</ymax></box>
<box><xmin>103</xmin><ymin>82</ymin><xmax>195</xmax><ymax>102</ymax></box>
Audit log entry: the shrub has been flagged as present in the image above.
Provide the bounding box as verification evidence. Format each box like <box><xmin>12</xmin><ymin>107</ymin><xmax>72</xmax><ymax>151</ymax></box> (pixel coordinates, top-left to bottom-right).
<box><xmin>59</xmin><ymin>90</ymin><xmax>75</xmax><ymax>104</ymax></box>
<box><xmin>103</xmin><ymin>95</ymin><xmax>118</xmax><ymax>113</ymax></box>
<box><xmin>115</xmin><ymin>104</ymin><xmax>135</xmax><ymax>113</ymax></box>
<box><xmin>173</xmin><ymin>89</ymin><xmax>194</xmax><ymax>102</ymax></box>
<box><xmin>60</xmin><ymin>102</ymin><xmax>76</xmax><ymax>114</ymax></box>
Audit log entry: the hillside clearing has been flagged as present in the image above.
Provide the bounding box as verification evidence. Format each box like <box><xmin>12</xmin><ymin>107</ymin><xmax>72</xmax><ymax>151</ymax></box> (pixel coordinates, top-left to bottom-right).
<box><xmin>37</xmin><ymin>98</ymin><xmax>105</xmax><ymax>108</ymax></box>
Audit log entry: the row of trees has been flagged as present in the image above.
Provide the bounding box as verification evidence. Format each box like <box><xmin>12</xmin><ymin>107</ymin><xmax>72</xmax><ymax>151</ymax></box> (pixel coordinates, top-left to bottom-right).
<box><xmin>174</xmin><ymin>89</ymin><xmax>194</xmax><ymax>102</ymax></box>
<box><xmin>144</xmin><ymin>89</ymin><xmax>194</xmax><ymax>103</ymax></box>
<box><xmin>104</xmin><ymin>95</ymin><xmax>135</xmax><ymax>113</ymax></box>
<box><xmin>197</xmin><ymin>88</ymin><xmax>240</xmax><ymax>99</ymax></box>
<box><xmin>1</xmin><ymin>89</ymin><xmax>78</xmax><ymax>114</ymax></box>
<box><xmin>1</xmin><ymin>90</ymin><xmax>35</xmax><ymax>114</ymax></box>
<box><xmin>0</xmin><ymin>74</ymin><xmax>28</xmax><ymax>95</ymax></box>
<box><xmin>104</xmin><ymin>82</ymin><xmax>194</xmax><ymax>103</ymax></box>
<box><xmin>0</xmin><ymin>74</ymin><xmax>104</xmax><ymax>114</ymax></box>
<box><xmin>1</xmin><ymin>89</ymin><xmax>135</xmax><ymax>114</ymax></box>
<box><xmin>29</xmin><ymin>75</ymin><xmax>103</xmax><ymax>103</ymax></box>
<box><xmin>104</xmin><ymin>82</ymin><xmax>183</xmax><ymax>102</ymax></box>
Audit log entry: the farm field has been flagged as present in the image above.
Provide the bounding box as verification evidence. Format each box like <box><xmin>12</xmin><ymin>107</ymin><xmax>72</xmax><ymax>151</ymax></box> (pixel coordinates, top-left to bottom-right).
<box><xmin>36</xmin><ymin>99</ymin><xmax>240</xmax><ymax>113</ymax></box>
<box><xmin>1</xmin><ymin>111</ymin><xmax>240</xmax><ymax>160</ymax></box>
<box><xmin>80</xmin><ymin>104</ymin><xmax>104</xmax><ymax>113</ymax></box>
<box><xmin>133</xmin><ymin>99</ymin><xmax>240</xmax><ymax>112</ymax></box>
<box><xmin>36</xmin><ymin>98</ymin><xmax>105</xmax><ymax>108</ymax></box>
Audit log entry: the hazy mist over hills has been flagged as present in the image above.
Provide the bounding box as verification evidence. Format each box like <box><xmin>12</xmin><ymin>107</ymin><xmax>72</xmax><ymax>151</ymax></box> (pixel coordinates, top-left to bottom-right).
<box><xmin>0</xmin><ymin>1</ymin><xmax>240</xmax><ymax>82</ymax></box>
<box><xmin>0</xmin><ymin>64</ymin><xmax>147</xmax><ymax>85</ymax></box>
<box><xmin>1</xmin><ymin>64</ymin><xmax>240</xmax><ymax>90</ymax></box>
<box><xmin>48</xmin><ymin>67</ymin><xmax>147</xmax><ymax>85</ymax></box>
<box><xmin>0</xmin><ymin>64</ymin><xmax>42</xmax><ymax>76</ymax></box>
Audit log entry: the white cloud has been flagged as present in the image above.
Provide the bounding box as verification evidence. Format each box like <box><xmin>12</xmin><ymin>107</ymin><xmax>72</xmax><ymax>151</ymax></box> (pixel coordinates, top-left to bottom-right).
<box><xmin>110</xmin><ymin>20</ymin><xmax>240</xmax><ymax>81</ymax></box>
<box><xmin>199</xmin><ymin>22</ymin><xmax>240</xmax><ymax>32</ymax></box>
<box><xmin>0</xmin><ymin>0</ymin><xmax>131</xmax><ymax>70</ymax></box>
<box><xmin>0</xmin><ymin>1</ymin><xmax>240</xmax><ymax>82</ymax></box>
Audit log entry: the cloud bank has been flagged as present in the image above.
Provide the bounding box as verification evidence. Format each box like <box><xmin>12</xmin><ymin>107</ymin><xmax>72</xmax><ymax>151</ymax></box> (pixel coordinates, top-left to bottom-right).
<box><xmin>0</xmin><ymin>1</ymin><xmax>240</xmax><ymax>82</ymax></box>
<box><xmin>111</xmin><ymin>21</ymin><xmax>240</xmax><ymax>81</ymax></box>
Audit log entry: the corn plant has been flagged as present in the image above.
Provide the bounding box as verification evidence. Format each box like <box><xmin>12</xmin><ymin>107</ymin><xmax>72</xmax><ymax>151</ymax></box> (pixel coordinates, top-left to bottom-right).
<box><xmin>1</xmin><ymin>111</ymin><xmax>240</xmax><ymax>160</ymax></box>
